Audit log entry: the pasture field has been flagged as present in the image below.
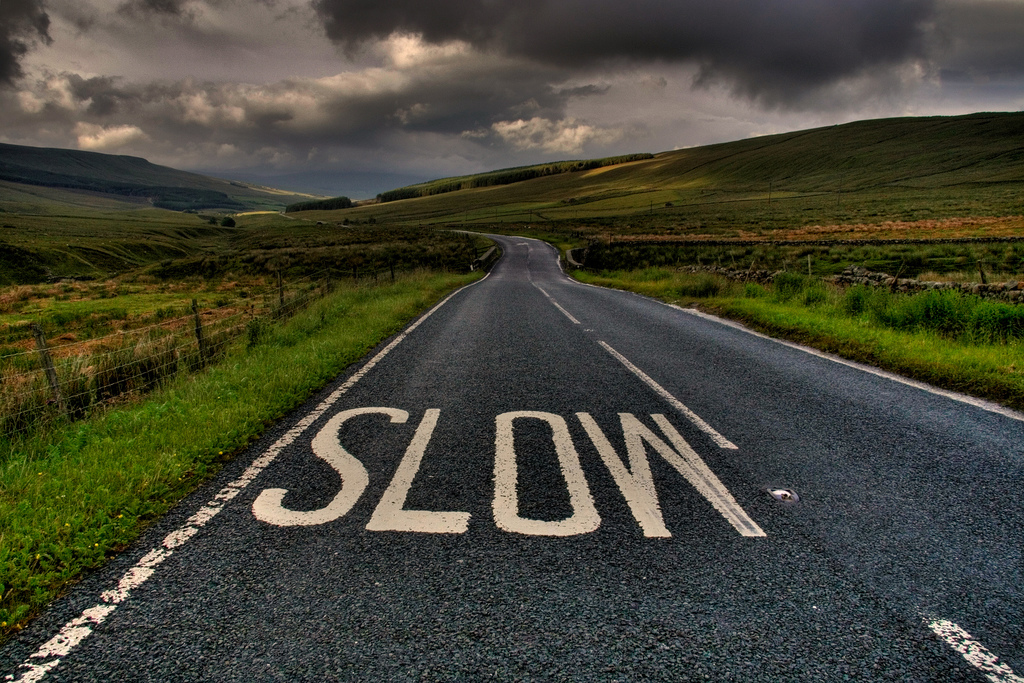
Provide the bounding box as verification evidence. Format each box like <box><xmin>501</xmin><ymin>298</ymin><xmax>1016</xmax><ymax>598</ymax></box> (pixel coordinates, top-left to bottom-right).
<box><xmin>289</xmin><ymin>112</ymin><xmax>1024</xmax><ymax>243</ymax></box>
<box><xmin>0</xmin><ymin>203</ymin><xmax>489</xmax><ymax>286</ymax></box>
<box><xmin>578</xmin><ymin>229</ymin><xmax>1024</xmax><ymax>281</ymax></box>
<box><xmin>0</xmin><ymin>270</ymin><xmax>482</xmax><ymax>638</ymax></box>
<box><xmin>0</xmin><ymin>206</ymin><xmax>491</xmax><ymax>443</ymax></box>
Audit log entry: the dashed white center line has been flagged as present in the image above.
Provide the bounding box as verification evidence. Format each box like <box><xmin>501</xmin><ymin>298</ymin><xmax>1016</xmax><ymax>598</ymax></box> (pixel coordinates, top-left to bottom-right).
<box><xmin>533</xmin><ymin>284</ymin><xmax>581</xmax><ymax>324</ymax></box>
<box><xmin>928</xmin><ymin>618</ymin><xmax>1024</xmax><ymax>683</ymax></box>
<box><xmin>598</xmin><ymin>340</ymin><xmax>738</xmax><ymax>450</ymax></box>
<box><xmin>529</xmin><ymin>280</ymin><xmax>736</xmax><ymax>451</ymax></box>
<box><xmin>6</xmin><ymin>276</ymin><xmax>488</xmax><ymax>683</ymax></box>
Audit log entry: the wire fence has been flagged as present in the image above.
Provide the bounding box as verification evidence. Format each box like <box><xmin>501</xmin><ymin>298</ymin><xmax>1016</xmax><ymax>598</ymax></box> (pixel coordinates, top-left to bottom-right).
<box><xmin>0</xmin><ymin>263</ymin><xmax>421</xmax><ymax>442</ymax></box>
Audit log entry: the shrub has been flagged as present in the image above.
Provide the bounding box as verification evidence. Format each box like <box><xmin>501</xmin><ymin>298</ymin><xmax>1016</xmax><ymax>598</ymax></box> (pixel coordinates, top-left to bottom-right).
<box><xmin>773</xmin><ymin>272</ymin><xmax>807</xmax><ymax>301</ymax></box>
<box><xmin>286</xmin><ymin>197</ymin><xmax>353</xmax><ymax>212</ymax></box>
<box><xmin>246</xmin><ymin>318</ymin><xmax>269</xmax><ymax>349</ymax></box>
<box><xmin>677</xmin><ymin>275</ymin><xmax>721</xmax><ymax>298</ymax></box>
<box><xmin>634</xmin><ymin>267</ymin><xmax>671</xmax><ymax>282</ymax></box>
<box><xmin>743</xmin><ymin>282</ymin><xmax>766</xmax><ymax>298</ymax></box>
<box><xmin>802</xmin><ymin>285</ymin><xmax>828</xmax><ymax>306</ymax></box>
<box><xmin>843</xmin><ymin>285</ymin><xmax>872</xmax><ymax>315</ymax></box>
<box><xmin>967</xmin><ymin>300</ymin><xmax>1024</xmax><ymax>343</ymax></box>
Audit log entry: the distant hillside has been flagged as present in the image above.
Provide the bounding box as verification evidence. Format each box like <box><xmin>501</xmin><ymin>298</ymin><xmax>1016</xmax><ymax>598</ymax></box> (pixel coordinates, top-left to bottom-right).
<box><xmin>0</xmin><ymin>143</ymin><xmax>313</xmax><ymax>212</ymax></box>
<box><xmin>374</xmin><ymin>154</ymin><xmax>655</xmax><ymax>203</ymax></box>
<box><xmin>299</xmin><ymin>111</ymin><xmax>1024</xmax><ymax>234</ymax></box>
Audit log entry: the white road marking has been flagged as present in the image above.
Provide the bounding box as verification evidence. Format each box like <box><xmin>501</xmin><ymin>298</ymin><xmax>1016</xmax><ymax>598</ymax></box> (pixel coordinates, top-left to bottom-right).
<box><xmin>928</xmin><ymin>618</ymin><xmax>1024</xmax><ymax>683</ymax></box>
<box><xmin>576</xmin><ymin>413</ymin><xmax>670</xmax><ymax>538</ymax></box>
<box><xmin>676</xmin><ymin>307</ymin><xmax>1024</xmax><ymax>424</ymax></box>
<box><xmin>533</xmin><ymin>284</ymin><xmax>581</xmax><ymax>324</ymax></box>
<box><xmin>7</xmin><ymin>276</ymin><xmax>487</xmax><ymax>683</ymax></box>
<box><xmin>493</xmin><ymin>411</ymin><xmax>601</xmax><ymax>537</ymax></box>
<box><xmin>650</xmin><ymin>414</ymin><xmax>765</xmax><ymax>537</ymax></box>
<box><xmin>367</xmin><ymin>409</ymin><xmax>471</xmax><ymax>534</ymax></box>
<box><xmin>253</xmin><ymin>407</ymin><xmax>405</xmax><ymax>526</ymax></box>
<box><xmin>597</xmin><ymin>340</ymin><xmax>738</xmax><ymax>450</ymax></box>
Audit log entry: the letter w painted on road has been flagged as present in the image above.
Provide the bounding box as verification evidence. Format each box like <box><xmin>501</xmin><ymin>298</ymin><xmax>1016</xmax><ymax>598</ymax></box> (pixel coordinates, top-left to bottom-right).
<box><xmin>577</xmin><ymin>412</ymin><xmax>765</xmax><ymax>538</ymax></box>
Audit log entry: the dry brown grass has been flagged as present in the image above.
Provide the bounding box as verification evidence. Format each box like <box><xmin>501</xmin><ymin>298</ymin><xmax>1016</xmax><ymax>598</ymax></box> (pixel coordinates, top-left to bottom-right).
<box><xmin>611</xmin><ymin>215</ymin><xmax>1024</xmax><ymax>243</ymax></box>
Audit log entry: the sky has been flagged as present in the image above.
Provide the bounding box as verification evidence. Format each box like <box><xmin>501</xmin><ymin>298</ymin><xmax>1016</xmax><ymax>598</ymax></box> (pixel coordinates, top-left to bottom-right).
<box><xmin>2</xmin><ymin>0</ymin><xmax>1023</xmax><ymax>197</ymax></box>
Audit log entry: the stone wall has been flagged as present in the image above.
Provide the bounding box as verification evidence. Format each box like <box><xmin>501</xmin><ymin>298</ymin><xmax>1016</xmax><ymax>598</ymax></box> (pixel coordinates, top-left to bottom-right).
<box><xmin>827</xmin><ymin>266</ymin><xmax>1023</xmax><ymax>303</ymax></box>
<box><xmin>640</xmin><ymin>264</ymin><xmax>1023</xmax><ymax>304</ymax></box>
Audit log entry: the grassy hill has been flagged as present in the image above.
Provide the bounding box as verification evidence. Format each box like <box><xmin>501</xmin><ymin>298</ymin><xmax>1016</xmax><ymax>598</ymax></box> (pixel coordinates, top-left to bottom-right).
<box><xmin>0</xmin><ymin>143</ymin><xmax>314</xmax><ymax>212</ymax></box>
<box><xmin>293</xmin><ymin>111</ymin><xmax>1024</xmax><ymax>238</ymax></box>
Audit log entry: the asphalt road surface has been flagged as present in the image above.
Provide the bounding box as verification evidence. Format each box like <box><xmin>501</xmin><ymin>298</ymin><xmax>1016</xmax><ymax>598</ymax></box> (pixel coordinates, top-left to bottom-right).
<box><xmin>4</xmin><ymin>235</ymin><xmax>1024</xmax><ymax>682</ymax></box>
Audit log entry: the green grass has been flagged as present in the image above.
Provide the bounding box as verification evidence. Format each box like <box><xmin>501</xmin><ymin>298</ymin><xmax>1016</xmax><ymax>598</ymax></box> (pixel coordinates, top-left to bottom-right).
<box><xmin>572</xmin><ymin>268</ymin><xmax>1024</xmax><ymax>410</ymax></box>
<box><xmin>0</xmin><ymin>269</ymin><xmax>480</xmax><ymax>637</ymax></box>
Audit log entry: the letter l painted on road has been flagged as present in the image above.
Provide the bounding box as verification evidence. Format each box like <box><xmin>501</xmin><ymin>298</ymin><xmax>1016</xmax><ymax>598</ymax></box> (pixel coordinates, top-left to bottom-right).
<box><xmin>366</xmin><ymin>409</ymin><xmax>472</xmax><ymax>533</ymax></box>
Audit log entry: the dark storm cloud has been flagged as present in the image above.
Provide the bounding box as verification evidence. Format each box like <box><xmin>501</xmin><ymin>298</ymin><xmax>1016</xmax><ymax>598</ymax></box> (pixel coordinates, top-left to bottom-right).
<box><xmin>312</xmin><ymin>0</ymin><xmax>937</xmax><ymax>104</ymax></box>
<box><xmin>117</xmin><ymin>0</ymin><xmax>194</xmax><ymax>19</ymax></box>
<box><xmin>13</xmin><ymin>51</ymin><xmax>581</xmax><ymax>152</ymax></box>
<box><xmin>935</xmin><ymin>0</ymin><xmax>1024</xmax><ymax>81</ymax></box>
<box><xmin>0</xmin><ymin>0</ymin><xmax>52</xmax><ymax>86</ymax></box>
<box><xmin>66</xmin><ymin>74</ymin><xmax>136</xmax><ymax>116</ymax></box>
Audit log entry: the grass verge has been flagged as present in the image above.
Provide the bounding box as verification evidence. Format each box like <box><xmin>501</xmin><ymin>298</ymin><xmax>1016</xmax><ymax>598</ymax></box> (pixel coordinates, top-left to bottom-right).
<box><xmin>572</xmin><ymin>268</ymin><xmax>1024</xmax><ymax>411</ymax></box>
<box><xmin>0</xmin><ymin>269</ymin><xmax>480</xmax><ymax>637</ymax></box>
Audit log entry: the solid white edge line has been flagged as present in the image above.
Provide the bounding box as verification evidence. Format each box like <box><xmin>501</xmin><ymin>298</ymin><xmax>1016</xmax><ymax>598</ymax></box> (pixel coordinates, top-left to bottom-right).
<box><xmin>928</xmin><ymin>618</ymin><xmax>1024</xmax><ymax>683</ymax></box>
<box><xmin>7</xmin><ymin>273</ymin><xmax>489</xmax><ymax>683</ymax></box>
<box><xmin>675</xmin><ymin>306</ymin><xmax>1024</xmax><ymax>424</ymax></box>
<box><xmin>598</xmin><ymin>340</ymin><xmax>738</xmax><ymax>450</ymax></box>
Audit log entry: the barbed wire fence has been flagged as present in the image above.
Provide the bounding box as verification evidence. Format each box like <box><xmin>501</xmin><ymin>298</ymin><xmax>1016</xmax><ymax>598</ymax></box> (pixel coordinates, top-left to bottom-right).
<box><xmin>0</xmin><ymin>262</ymin><xmax>430</xmax><ymax>443</ymax></box>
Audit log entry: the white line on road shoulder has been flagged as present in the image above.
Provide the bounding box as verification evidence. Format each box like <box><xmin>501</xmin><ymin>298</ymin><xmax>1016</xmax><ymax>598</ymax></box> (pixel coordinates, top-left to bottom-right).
<box><xmin>676</xmin><ymin>306</ymin><xmax>1024</xmax><ymax>424</ymax></box>
<box><xmin>6</xmin><ymin>275</ymin><xmax>488</xmax><ymax>683</ymax></box>
<box><xmin>598</xmin><ymin>340</ymin><xmax>738</xmax><ymax>450</ymax></box>
<box><xmin>928</xmin><ymin>618</ymin><xmax>1024</xmax><ymax>683</ymax></box>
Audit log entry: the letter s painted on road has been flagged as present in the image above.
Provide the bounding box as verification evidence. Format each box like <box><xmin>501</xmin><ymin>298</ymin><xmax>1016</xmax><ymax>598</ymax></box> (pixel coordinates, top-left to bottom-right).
<box><xmin>252</xmin><ymin>407</ymin><xmax>408</xmax><ymax>526</ymax></box>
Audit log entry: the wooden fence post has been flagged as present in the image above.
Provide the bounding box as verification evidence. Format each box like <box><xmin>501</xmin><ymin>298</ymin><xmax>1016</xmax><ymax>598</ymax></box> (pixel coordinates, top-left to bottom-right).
<box><xmin>890</xmin><ymin>262</ymin><xmax>907</xmax><ymax>293</ymax></box>
<box><xmin>31</xmin><ymin>323</ymin><xmax>67</xmax><ymax>415</ymax></box>
<box><xmin>390</xmin><ymin>262</ymin><xmax>395</xmax><ymax>282</ymax></box>
<box><xmin>277</xmin><ymin>271</ymin><xmax>285</xmax><ymax>309</ymax></box>
<box><xmin>192</xmin><ymin>299</ymin><xmax>207</xmax><ymax>367</ymax></box>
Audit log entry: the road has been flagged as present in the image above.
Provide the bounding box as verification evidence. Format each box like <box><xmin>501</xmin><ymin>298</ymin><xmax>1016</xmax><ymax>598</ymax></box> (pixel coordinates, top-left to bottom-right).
<box><xmin>4</xmin><ymin>234</ymin><xmax>1024</xmax><ymax>681</ymax></box>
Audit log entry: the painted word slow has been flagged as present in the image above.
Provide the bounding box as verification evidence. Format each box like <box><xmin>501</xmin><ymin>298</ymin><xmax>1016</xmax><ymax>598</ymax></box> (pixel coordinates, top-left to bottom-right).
<box><xmin>252</xmin><ymin>408</ymin><xmax>765</xmax><ymax>538</ymax></box>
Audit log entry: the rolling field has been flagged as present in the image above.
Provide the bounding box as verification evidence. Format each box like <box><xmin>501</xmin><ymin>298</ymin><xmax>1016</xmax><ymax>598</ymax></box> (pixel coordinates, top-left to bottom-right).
<box><xmin>291</xmin><ymin>111</ymin><xmax>1024</xmax><ymax>242</ymax></box>
<box><xmin>0</xmin><ymin>206</ymin><xmax>488</xmax><ymax>286</ymax></box>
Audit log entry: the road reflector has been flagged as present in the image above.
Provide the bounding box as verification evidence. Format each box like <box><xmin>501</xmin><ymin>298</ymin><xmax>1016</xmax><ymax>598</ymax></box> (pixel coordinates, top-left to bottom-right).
<box><xmin>768</xmin><ymin>488</ymin><xmax>799</xmax><ymax>503</ymax></box>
